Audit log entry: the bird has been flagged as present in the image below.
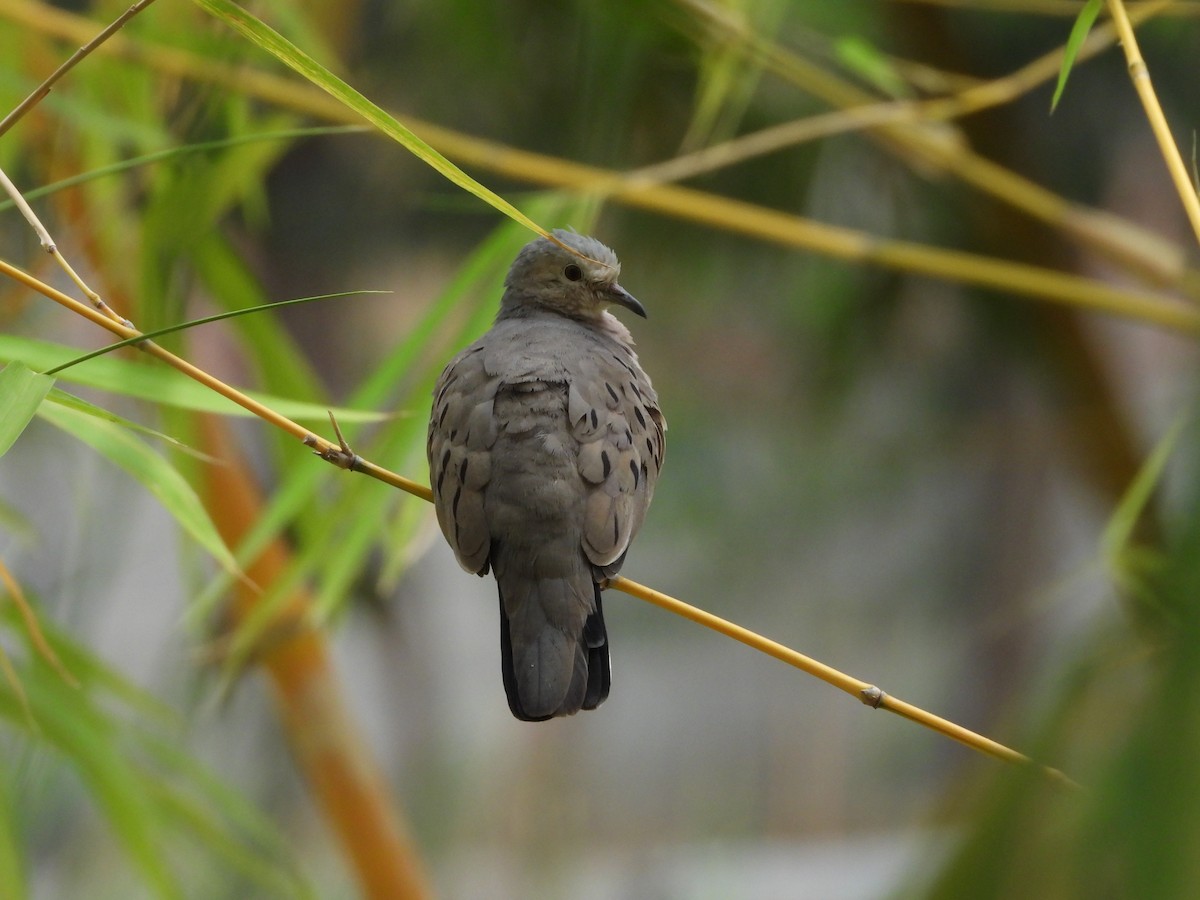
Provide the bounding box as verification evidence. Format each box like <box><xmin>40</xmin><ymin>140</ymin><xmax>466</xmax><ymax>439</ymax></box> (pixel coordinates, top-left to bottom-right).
<box><xmin>427</xmin><ymin>229</ymin><xmax>665</xmax><ymax>721</ymax></box>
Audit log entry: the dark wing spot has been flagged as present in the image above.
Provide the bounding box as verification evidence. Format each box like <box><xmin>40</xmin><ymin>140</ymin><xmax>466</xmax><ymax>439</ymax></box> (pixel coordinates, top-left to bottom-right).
<box><xmin>452</xmin><ymin>485</ymin><xmax>463</xmax><ymax>518</ymax></box>
<box><xmin>437</xmin><ymin>448</ymin><xmax>452</xmax><ymax>492</ymax></box>
<box><xmin>589</xmin><ymin>408</ymin><xmax>599</xmax><ymax>429</ymax></box>
<box><xmin>438</xmin><ymin>403</ymin><xmax>449</xmax><ymax>427</ymax></box>
<box><xmin>634</xmin><ymin>406</ymin><xmax>646</xmax><ymax>428</ymax></box>
<box><xmin>630</xmin><ymin>459</ymin><xmax>640</xmax><ymax>488</ymax></box>
<box><xmin>645</xmin><ymin>437</ymin><xmax>655</xmax><ymax>456</ymax></box>
<box><xmin>601</xmin><ymin>450</ymin><xmax>612</xmax><ymax>480</ymax></box>
<box><xmin>613</xmin><ymin>515</ymin><xmax>620</xmax><ymax>545</ymax></box>
<box><xmin>606</xmin><ymin>382</ymin><xmax>619</xmax><ymax>403</ymax></box>
<box><xmin>459</xmin><ymin>456</ymin><xmax>470</xmax><ymax>483</ymax></box>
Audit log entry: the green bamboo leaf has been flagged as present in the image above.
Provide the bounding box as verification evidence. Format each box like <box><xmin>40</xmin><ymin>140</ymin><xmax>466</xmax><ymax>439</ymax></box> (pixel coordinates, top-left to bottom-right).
<box><xmin>46</xmin><ymin>389</ymin><xmax>216</xmax><ymax>459</ymax></box>
<box><xmin>191</xmin><ymin>0</ymin><xmax>547</xmax><ymax>237</ymax></box>
<box><xmin>1051</xmin><ymin>0</ymin><xmax>1104</xmax><ymax>112</ymax></box>
<box><xmin>0</xmin><ymin>364</ymin><xmax>54</xmax><ymax>457</ymax></box>
<box><xmin>37</xmin><ymin>401</ymin><xmax>243</xmax><ymax>581</ymax></box>
<box><xmin>835</xmin><ymin>36</ymin><xmax>910</xmax><ymax>99</ymax></box>
<box><xmin>0</xmin><ymin>336</ymin><xmax>384</xmax><ymax>423</ymax></box>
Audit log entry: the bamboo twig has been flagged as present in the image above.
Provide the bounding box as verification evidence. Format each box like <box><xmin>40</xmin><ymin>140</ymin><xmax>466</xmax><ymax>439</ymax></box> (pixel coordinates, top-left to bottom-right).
<box><xmin>0</xmin><ymin>0</ymin><xmax>160</xmax><ymax>139</ymax></box>
<box><xmin>1106</xmin><ymin>0</ymin><xmax>1200</xmax><ymax>246</ymax></box>
<box><xmin>0</xmin><ymin>164</ymin><xmax>125</xmax><ymax>321</ymax></box>
<box><xmin>0</xmin><ymin>560</ymin><xmax>78</xmax><ymax>690</ymax></box>
<box><xmin>610</xmin><ymin>576</ymin><xmax>1080</xmax><ymax>789</ymax></box>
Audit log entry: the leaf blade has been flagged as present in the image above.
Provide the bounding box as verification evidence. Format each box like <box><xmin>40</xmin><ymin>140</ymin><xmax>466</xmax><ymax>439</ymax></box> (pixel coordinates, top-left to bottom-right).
<box><xmin>0</xmin><ymin>364</ymin><xmax>54</xmax><ymax>457</ymax></box>
<box><xmin>1051</xmin><ymin>0</ymin><xmax>1104</xmax><ymax>112</ymax></box>
<box><xmin>192</xmin><ymin>0</ymin><xmax>547</xmax><ymax>237</ymax></box>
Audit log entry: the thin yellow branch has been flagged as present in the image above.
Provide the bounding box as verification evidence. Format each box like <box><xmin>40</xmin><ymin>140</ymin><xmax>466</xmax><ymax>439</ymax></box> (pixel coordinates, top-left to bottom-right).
<box><xmin>1106</xmin><ymin>0</ymin><xmax>1200</xmax><ymax>247</ymax></box>
<box><xmin>0</xmin><ymin>0</ymin><xmax>160</xmax><ymax>139</ymax></box>
<box><xmin>609</xmin><ymin>575</ymin><xmax>1079</xmax><ymax>789</ymax></box>
<box><xmin>0</xmin><ymin>557</ymin><xmax>78</xmax><ymax>689</ymax></box>
<box><xmin>0</xmin><ymin>164</ymin><xmax>126</xmax><ymax>321</ymax></box>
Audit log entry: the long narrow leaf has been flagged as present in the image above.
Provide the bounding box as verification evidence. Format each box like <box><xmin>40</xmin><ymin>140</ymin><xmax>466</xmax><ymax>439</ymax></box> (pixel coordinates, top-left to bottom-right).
<box><xmin>44</xmin><ymin>290</ymin><xmax>387</xmax><ymax>375</ymax></box>
<box><xmin>47</xmin><ymin>389</ymin><xmax>216</xmax><ymax>459</ymax></box>
<box><xmin>191</xmin><ymin>0</ymin><xmax>547</xmax><ymax>237</ymax></box>
<box><xmin>1051</xmin><ymin>0</ymin><xmax>1104</xmax><ymax>112</ymax></box>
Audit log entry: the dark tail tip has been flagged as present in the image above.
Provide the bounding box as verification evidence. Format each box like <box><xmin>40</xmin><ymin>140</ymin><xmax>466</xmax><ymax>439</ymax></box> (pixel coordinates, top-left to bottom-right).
<box><xmin>581</xmin><ymin>584</ymin><xmax>610</xmax><ymax>710</ymax></box>
<box><xmin>497</xmin><ymin>583</ymin><xmax>611</xmax><ymax>721</ymax></box>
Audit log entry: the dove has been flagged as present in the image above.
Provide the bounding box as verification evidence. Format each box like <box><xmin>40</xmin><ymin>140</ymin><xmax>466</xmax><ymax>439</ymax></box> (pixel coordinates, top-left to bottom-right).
<box><xmin>427</xmin><ymin>230</ymin><xmax>665</xmax><ymax>721</ymax></box>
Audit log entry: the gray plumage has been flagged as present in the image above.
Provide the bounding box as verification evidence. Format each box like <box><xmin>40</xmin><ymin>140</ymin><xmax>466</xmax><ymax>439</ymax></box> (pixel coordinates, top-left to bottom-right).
<box><xmin>427</xmin><ymin>230</ymin><xmax>665</xmax><ymax>721</ymax></box>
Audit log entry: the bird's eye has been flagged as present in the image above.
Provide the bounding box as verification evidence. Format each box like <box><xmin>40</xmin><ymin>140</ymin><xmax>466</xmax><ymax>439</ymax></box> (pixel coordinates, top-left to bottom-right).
<box><xmin>564</xmin><ymin>264</ymin><xmax>583</xmax><ymax>282</ymax></box>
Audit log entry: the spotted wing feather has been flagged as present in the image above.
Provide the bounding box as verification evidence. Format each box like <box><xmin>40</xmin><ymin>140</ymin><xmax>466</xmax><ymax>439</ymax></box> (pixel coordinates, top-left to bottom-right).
<box><xmin>427</xmin><ymin>343</ymin><xmax>500</xmax><ymax>575</ymax></box>
<box><xmin>571</xmin><ymin>344</ymin><xmax>665</xmax><ymax>573</ymax></box>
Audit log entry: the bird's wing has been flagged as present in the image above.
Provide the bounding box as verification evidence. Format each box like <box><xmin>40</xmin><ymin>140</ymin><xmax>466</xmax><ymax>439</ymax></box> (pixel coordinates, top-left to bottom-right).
<box><xmin>570</xmin><ymin>341</ymin><xmax>666</xmax><ymax>572</ymax></box>
<box><xmin>427</xmin><ymin>342</ymin><xmax>500</xmax><ymax>574</ymax></box>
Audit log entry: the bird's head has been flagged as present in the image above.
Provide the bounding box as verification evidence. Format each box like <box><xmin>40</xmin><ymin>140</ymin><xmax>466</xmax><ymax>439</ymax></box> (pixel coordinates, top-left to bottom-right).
<box><xmin>500</xmin><ymin>229</ymin><xmax>646</xmax><ymax>321</ymax></box>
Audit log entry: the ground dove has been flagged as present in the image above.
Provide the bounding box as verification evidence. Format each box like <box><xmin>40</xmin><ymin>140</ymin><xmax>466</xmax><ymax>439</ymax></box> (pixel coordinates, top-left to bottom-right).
<box><xmin>427</xmin><ymin>230</ymin><xmax>665</xmax><ymax>721</ymax></box>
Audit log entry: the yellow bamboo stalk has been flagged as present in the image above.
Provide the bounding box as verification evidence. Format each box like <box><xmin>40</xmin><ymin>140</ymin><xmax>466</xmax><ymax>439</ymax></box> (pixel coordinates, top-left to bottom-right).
<box><xmin>1106</xmin><ymin>0</ymin><xmax>1200</xmax><ymax>247</ymax></box>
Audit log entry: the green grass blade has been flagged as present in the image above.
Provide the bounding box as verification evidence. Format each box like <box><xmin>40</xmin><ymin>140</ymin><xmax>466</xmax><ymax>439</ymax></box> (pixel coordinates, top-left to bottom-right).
<box><xmin>191</xmin><ymin>0</ymin><xmax>547</xmax><ymax>237</ymax></box>
<box><xmin>0</xmin><ymin>336</ymin><xmax>383</xmax><ymax>423</ymax></box>
<box><xmin>1051</xmin><ymin>0</ymin><xmax>1104</xmax><ymax>112</ymax></box>
<box><xmin>0</xmin><ymin>364</ymin><xmax>54</xmax><ymax>457</ymax></box>
<box><xmin>44</xmin><ymin>290</ymin><xmax>387</xmax><ymax>375</ymax></box>
<box><xmin>192</xmin><ymin>235</ymin><xmax>327</xmax><ymax>408</ymax></box>
<box><xmin>37</xmin><ymin>401</ymin><xmax>243</xmax><ymax>581</ymax></box>
<box><xmin>0</xmin><ymin>126</ymin><xmax>366</xmax><ymax>212</ymax></box>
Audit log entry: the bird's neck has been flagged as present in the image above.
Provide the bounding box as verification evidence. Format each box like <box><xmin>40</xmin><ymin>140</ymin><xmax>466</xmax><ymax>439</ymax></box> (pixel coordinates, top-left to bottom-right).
<box><xmin>496</xmin><ymin>303</ymin><xmax>633</xmax><ymax>345</ymax></box>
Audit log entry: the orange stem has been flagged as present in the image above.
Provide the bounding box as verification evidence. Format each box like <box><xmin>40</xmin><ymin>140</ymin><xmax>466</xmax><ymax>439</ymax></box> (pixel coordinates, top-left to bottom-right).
<box><xmin>199</xmin><ymin>415</ymin><xmax>433</xmax><ymax>899</ymax></box>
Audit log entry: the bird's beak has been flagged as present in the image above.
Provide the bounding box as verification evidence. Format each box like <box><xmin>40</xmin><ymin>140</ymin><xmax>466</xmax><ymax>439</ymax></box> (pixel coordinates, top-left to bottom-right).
<box><xmin>603</xmin><ymin>282</ymin><xmax>647</xmax><ymax>318</ymax></box>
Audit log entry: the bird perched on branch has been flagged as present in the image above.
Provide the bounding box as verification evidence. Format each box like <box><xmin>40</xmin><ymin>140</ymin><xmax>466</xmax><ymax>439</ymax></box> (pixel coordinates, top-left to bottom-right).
<box><xmin>428</xmin><ymin>230</ymin><xmax>665</xmax><ymax>721</ymax></box>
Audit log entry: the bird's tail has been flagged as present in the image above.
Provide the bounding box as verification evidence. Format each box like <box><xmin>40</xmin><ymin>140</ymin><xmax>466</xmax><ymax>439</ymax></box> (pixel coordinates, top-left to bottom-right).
<box><xmin>497</xmin><ymin>578</ymin><xmax>610</xmax><ymax>721</ymax></box>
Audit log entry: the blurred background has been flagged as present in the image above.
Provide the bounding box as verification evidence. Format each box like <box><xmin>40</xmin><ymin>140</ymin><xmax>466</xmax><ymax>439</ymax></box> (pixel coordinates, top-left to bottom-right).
<box><xmin>2</xmin><ymin>1</ymin><xmax>1200</xmax><ymax>897</ymax></box>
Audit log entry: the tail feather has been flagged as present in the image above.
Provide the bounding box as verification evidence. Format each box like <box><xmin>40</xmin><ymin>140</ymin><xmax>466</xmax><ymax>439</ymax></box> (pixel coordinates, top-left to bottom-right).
<box><xmin>581</xmin><ymin>586</ymin><xmax>610</xmax><ymax>710</ymax></box>
<box><xmin>497</xmin><ymin>580</ymin><xmax>610</xmax><ymax>721</ymax></box>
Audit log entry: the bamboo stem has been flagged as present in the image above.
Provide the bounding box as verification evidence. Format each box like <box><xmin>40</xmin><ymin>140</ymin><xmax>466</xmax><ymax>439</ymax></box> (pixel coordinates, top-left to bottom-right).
<box><xmin>609</xmin><ymin>575</ymin><xmax>1080</xmax><ymax>789</ymax></box>
<box><xmin>1106</xmin><ymin>0</ymin><xmax>1200</xmax><ymax>246</ymax></box>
